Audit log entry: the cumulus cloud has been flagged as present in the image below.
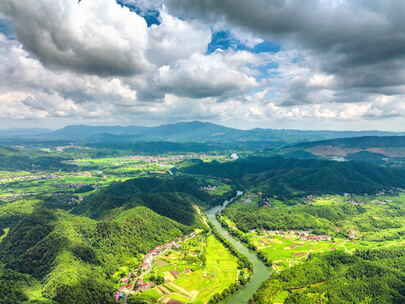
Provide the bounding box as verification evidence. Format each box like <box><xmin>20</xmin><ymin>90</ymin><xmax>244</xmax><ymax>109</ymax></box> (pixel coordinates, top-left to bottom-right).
<box><xmin>146</xmin><ymin>11</ymin><xmax>211</xmax><ymax>66</ymax></box>
<box><xmin>120</xmin><ymin>0</ymin><xmax>164</xmax><ymax>11</ymax></box>
<box><xmin>155</xmin><ymin>52</ymin><xmax>258</xmax><ymax>99</ymax></box>
<box><xmin>0</xmin><ymin>0</ymin><xmax>150</xmax><ymax>76</ymax></box>
<box><xmin>167</xmin><ymin>0</ymin><xmax>405</xmax><ymax>105</ymax></box>
<box><xmin>1</xmin><ymin>0</ymin><xmax>405</xmax><ymax>129</ymax></box>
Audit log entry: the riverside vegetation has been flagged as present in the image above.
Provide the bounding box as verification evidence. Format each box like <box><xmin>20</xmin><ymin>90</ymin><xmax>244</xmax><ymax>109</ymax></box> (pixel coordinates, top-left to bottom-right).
<box><xmin>1</xmin><ymin>138</ymin><xmax>405</xmax><ymax>304</ymax></box>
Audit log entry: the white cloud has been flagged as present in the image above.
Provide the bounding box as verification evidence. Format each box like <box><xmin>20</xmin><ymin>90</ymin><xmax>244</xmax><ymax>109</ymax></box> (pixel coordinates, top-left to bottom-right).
<box><xmin>146</xmin><ymin>11</ymin><xmax>211</xmax><ymax>66</ymax></box>
<box><xmin>1</xmin><ymin>0</ymin><xmax>405</xmax><ymax>130</ymax></box>
<box><xmin>0</xmin><ymin>0</ymin><xmax>151</xmax><ymax>76</ymax></box>
<box><xmin>155</xmin><ymin>52</ymin><xmax>258</xmax><ymax>99</ymax></box>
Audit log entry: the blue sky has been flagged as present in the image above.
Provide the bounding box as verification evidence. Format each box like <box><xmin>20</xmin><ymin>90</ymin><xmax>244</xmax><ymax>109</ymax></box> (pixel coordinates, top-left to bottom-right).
<box><xmin>116</xmin><ymin>0</ymin><xmax>161</xmax><ymax>26</ymax></box>
<box><xmin>208</xmin><ymin>31</ymin><xmax>280</xmax><ymax>55</ymax></box>
<box><xmin>0</xmin><ymin>20</ymin><xmax>14</xmax><ymax>38</ymax></box>
<box><xmin>1</xmin><ymin>0</ymin><xmax>405</xmax><ymax>131</ymax></box>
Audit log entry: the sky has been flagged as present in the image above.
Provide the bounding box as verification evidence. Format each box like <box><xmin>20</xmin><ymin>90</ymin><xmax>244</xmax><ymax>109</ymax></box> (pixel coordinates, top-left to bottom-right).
<box><xmin>1</xmin><ymin>0</ymin><xmax>405</xmax><ymax>130</ymax></box>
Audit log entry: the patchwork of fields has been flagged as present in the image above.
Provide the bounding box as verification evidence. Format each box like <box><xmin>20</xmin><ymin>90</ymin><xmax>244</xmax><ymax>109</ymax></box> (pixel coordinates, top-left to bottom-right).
<box><xmin>218</xmin><ymin>192</ymin><xmax>405</xmax><ymax>303</ymax></box>
<box><xmin>221</xmin><ymin>193</ymin><xmax>405</xmax><ymax>272</ymax></box>
<box><xmin>136</xmin><ymin>234</ymin><xmax>239</xmax><ymax>304</ymax></box>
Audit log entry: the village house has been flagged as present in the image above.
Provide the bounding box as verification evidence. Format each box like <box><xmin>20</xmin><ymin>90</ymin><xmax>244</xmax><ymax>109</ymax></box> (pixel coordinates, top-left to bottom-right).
<box><xmin>134</xmin><ymin>280</ymin><xmax>154</xmax><ymax>292</ymax></box>
<box><xmin>262</xmin><ymin>199</ymin><xmax>271</xmax><ymax>207</ymax></box>
<box><xmin>300</xmin><ymin>235</ymin><xmax>331</xmax><ymax>241</ymax></box>
<box><xmin>115</xmin><ymin>231</ymin><xmax>198</xmax><ymax>299</ymax></box>
<box><xmin>200</xmin><ymin>185</ymin><xmax>217</xmax><ymax>191</ymax></box>
<box><xmin>347</xmin><ymin>229</ymin><xmax>357</xmax><ymax>240</ymax></box>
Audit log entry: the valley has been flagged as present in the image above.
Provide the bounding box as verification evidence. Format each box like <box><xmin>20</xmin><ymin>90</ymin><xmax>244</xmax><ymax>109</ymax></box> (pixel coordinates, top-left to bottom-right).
<box><xmin>206</xmin><ymin>200</ymin><xmax>271</xmax><ymax>304</ymax></box>
<box><xmin>4</xmin><ymin>0</ymin><xmax>405</xmax><ymax>303</ymax></box>
<box><xmin>216</xmin><ymin>191</ymin><xmax>405</xmax><ymax>303</ymax></box>
<box><xmin>1</xmin><ymin>131</ymin><xmax>405</xmax><ymax>304</ymax></box>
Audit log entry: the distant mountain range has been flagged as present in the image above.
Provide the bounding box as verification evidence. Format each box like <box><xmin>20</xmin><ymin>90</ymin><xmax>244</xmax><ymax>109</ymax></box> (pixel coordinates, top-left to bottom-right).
<box><xmin>2</xmin><ymin>121</ymin><xmax>404</xmax><ymax>145</ymax></box>
<box><xmin>0</xmin><ymin>128</ymin><xmax>51</xmax><ymax>138</ymax></box>
<box><xmin>281</xmin><ymin>136</ymin><xmax>405</xmax><ymax>165</ymax></box>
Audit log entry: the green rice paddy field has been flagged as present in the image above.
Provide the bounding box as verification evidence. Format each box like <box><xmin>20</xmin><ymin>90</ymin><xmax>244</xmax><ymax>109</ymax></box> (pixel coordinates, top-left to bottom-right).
<box><xmin>139</xmin><ymin>234</ymin><xmax>239</xmax><ymax>304</ymax></box>
<box><xmin>221</xmin><ymin>193</ymin><xmax>405</xmax><ymax>272</ymax></box>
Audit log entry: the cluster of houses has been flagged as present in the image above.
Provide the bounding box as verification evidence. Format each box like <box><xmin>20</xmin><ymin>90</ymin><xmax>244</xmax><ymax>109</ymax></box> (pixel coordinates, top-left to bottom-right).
<box><xmin>299</xmin><ymin>234</ymin><xmax>332</xmax><ymax>241</ymax></box>
<box><xmin>134</xmin><ymin>280</ymin><xmax>155</xmax><ymax>292</ymax></box>
<box><xmin>127</xmin><ymin>154</ymin><xmax>210</xmax><ymax>163</ymax></box>
<box><xmin>115</xmin><ymin>231</ymin><xmax>198</xmax><ymax>302</ymax></box>
<box><xmin>0</xmin><ymin>171</ymin><xmax>94</xmax><ymax>186</ymax></box>
<box><xmin>347</xmin><ymin>229</ymin><xmax>357</xmax><ymax>240</ymax></box>
<box><xmin>0</xmin><ymin>192</ymin><xmax>36</xmax><ymax>202</ymax></box>
<box><xmin>262</xmin><ymin>230</ymin><xmax>313</xmax><ymax>237</ymax></box>
<box><xmin>200</xmin><ymin>185</ymin><xmax>217</xmax><ymax>191</ymax></box>
<box><xmin>141</xmin><ymin>240</ymin><xmax>182</xmax><ymax>272</ymax></box>
<box><xmin>68</xmin><ymin>183</ymin><xmax>95</xmax><ymax>189</ymax></box>
<box><xmin>258</xmin><ymin>229</ymin><xmax>332</xmax><ymax>241</ymax></box>
<box><xmin>55</xmin><ymin>145</ymin><xmax>81</xmax><ymax>152</ymax></box>
<box><xmin>347</xmin><ymin>199</ymin><xmax>367</xmax><ymax>205</ymax></box>
<box><xmin>305</xmin><ymin>195</ymin><xmax>314</xmax><ymax>201</ymax></box>
<box><xmin>371</xmin><ymin>199</ymin><xmax>392</xmax><ymax>205</ymax></box>
<box><xmin>140</xmin><ymin>231</ymin><xmax>198</xmax><ymax>272</ymax></box>
<box><xmin>0</xmin><ymin>173</ymin><xmax>58</xmax><ymax>184</ymax></box>
<box><xmin>66</xmin><ymin>195</ymin><xmax>84</xmax><ymax>206</ymax></box>
<box><xmin>262</xmin><ymin>198</ymin><xmax>271</xmax><ymax>207</ymax></box>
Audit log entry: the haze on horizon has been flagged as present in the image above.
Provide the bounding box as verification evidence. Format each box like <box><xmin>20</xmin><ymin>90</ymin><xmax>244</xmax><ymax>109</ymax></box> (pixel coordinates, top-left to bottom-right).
<box><xmin>1</xmin><ymin>0</ymin><xmax>405</xmax><ymax>131</ymax></box>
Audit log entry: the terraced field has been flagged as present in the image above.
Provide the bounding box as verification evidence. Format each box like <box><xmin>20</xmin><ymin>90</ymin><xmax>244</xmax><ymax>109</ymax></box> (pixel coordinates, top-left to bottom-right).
<box><xmin>140</xmin><ymin>234</ymin><xmax>239</xmax><ymax>304</ymax></box>
<box><xmin>221</xmin><ymin>192</ymin><xmax>405</xmax><ymax>272</ymax></box>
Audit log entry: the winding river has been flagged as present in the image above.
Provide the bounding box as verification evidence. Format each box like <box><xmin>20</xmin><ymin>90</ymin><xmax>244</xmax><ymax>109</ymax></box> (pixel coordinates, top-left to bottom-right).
<box><xmin>206</xmin><ymin>198</ymin><xmax>271</xmax><ymax>304</ymax></box>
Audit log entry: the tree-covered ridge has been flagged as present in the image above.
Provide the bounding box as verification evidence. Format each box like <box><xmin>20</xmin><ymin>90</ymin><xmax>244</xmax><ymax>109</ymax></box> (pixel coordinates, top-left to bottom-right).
<box><xmin>280</xmin><ymin>136</ymin><xmax>405</xmax><ymax>166</ymax></box>
<box><xmin>294</xmin><ymin>135</ymin><xmax>405</xmax><ymax>149</ymax></box>
<box><xmin>216</xmin><ymin>191</ymin><xmax>405</xmax><ymax>303</ymax></box>
<box><xmin>183</xmin><ymin>157</ymin><xmax>405</xmax><ymax>196</ymax></box>
<box><xmin>0</xmin><ymin>152</ymin><xmax>75</xmax><ymax>171</ymax></box>
<box><xmin>224</xmin><ymin>194</ymin><xmax>405</xmax><ymax>239</ymax></box>
<box><xmin>40</xmin><ymin>122</ymin><xmax>405</xmax><ymax>144</ymax></box>
<box><xmin>250</xmin><ymin>248</ymin><xmax>405</xmax><ymax>304</ymax></box>
<box><xmin>0</xmin><ymin>206</ymin><xmax>191</xmax><ymax>304</ymax></box>
<box><xmin>72</xmin><ymin>176</ymin><xmax>220</xmax><ymax>226</ymax></box>
<box><xmin>0</xmin><ymin>171</ymin><xmax>237</xmax><ymax>304</ymax></box>
<box><xmin>0</xmin><ymin>145</ymin><xmax>79</xmax><ymax>172</ymax></box>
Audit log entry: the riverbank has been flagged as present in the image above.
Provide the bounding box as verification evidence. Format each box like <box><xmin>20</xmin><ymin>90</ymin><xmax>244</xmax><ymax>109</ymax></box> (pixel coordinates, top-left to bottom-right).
<box><xmin>205</xmin><ymin>199</ymin><xmax>271</xmax><ymax>304</ymax></box>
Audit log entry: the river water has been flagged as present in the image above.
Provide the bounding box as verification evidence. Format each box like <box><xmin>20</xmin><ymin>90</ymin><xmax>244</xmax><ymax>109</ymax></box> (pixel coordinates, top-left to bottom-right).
<box><xmin>205</xmin><ymin>199</ymin><xmax>271</xmax><ymax>304</ymax></box>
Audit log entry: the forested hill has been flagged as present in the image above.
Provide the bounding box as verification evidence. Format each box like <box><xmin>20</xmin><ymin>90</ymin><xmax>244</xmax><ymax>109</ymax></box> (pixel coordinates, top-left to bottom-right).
<box><xmin>251</xmin><ymin>249</ymin><xmax>405</xmax><ymax>304</ymax></box>
<box><xmin>0</xmin><ymin>175</ymin><xmax>233</xmax><ymax>303</ymax></box>
<box><xmin>293</xmin><ymin>135</ymin><xmax>405</xmax><ymax>149</ymax></box>
<box><xmin>0</xmin><ymin>147</ymin><xmax>75</xmax><ymax>171</ymax></box>
<box><xmin>280</xmin><ymin>136</ymin><xmax>405</xmax><ymax>163</ymax></box>
<box><xmin>72</xmin><ymin>176</ymin><xmax>218</xmax><ymax>226</ymax></box>
<box><xmin>0</xmin><ymin>207</ymin><xmax>191</xmax><ymax>304</ymax></box>
<box><xmin>6</xmin><ymin>121</ymin><xmax>403</xmax><ymax>144</ymax></box>
<box><xmin>51</xmin><ymin>122</ymin><xmax>403</xmax><ymax>143</ymax></box>
<box><xmin>183</xmin><ymin>157</ymin><xmax>405</xmax><ymax>196</ymax></box>
<box><xmin>86</xmin><ymin>140</ymin><xmax>282</xmax><ymax>154</ymax></box>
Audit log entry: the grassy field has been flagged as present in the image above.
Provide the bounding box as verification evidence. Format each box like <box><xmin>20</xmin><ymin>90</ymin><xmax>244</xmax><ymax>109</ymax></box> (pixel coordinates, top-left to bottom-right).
<box><xmin>217</xmin><ymin>192</ymin><xmax>405</xmax><ymax>303</ymax></box>
<box><xmin>0</xmin><ymin>156</ymin><xmax>177</xmax><ymax>207</ymax></box>
<box><xmin>138</xmin><ymin>234</ymin><xmax>239</xmax><ymax>304</ymax></box>
<box><xmin>222</xmin><ymin>192</ymin><xmax>405</xmax><ymax>272</ymax></box>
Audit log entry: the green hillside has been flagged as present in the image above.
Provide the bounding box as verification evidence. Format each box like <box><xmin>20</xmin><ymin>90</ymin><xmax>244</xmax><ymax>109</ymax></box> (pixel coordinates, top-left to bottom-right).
<box><xmin>0</xmin><ymin>148</ymin><xmax>75</xmax><ymax>172</ymax></box>
<box><xmin>38</xmin><ymin>122</ymin><xmax>405</xmax><ymax>144</ymax></box>
<box><xmin>183</xmin><ymin>157</ymin><xmax>405</xmax><ymax>197</ymax></box>
<box><xmin>250</xmin><ymin>249</ymin><xmax>405</xmax><ymax>304</ymax></box>
<box><xmin>294</xmin><ymin>135</ymin><xmax>405</xmax><ymax>149</ymax></box>
<box><xmin>72</xmin><ymin>176</ymin><xmax>215</xmax><ymax>226</ymax></box>
<box><xmin>0</xmin><ymin>171</ymin><xmax>240</xmax><ymax>303</ymax></box>
<box><xmin>0</xmin><ymin>206</ymin><xmax>191</xmax><ymax>304</ymax></box>
<box><xmin>281</xmin><ymin>136</ymin><xmax>405</xmax><ymax>166</ymax></box>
